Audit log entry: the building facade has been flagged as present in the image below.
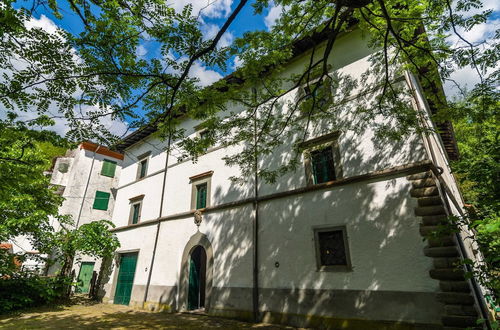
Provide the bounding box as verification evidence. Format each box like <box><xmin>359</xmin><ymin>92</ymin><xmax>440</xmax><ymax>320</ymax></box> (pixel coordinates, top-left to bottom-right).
<box><xmin>10</xmin><ymin>142</ymin><xmax>123</xmax><ymax>293</ymax></box>
<box><xmin>101</xmin><ymin>29</ymin><xmax>487</xmax><ymax>329</ymax></box>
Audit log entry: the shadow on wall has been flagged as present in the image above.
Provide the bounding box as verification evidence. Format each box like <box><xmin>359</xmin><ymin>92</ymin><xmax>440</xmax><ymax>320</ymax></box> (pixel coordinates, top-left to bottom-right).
<box><xmin>171</xmin><ymin>130</ymin><xmax>440</xmax><ymax>326</ymax></box>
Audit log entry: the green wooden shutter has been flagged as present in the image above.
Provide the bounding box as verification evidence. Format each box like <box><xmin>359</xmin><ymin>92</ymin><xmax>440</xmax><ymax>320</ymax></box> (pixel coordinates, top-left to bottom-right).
<box><xmin>93</xmin><ymin>191</ymin><xmax>110</xmax><ymax>210</ymax></box>
<box><xmin>196</xmin><ymin>184</ymin><xmax>207</xmax><ymax>209</ymax></box>
<box><xmin>101</xmin><ymin>159</ymin><xmax>117</xmax><ymax>177</ymax></box>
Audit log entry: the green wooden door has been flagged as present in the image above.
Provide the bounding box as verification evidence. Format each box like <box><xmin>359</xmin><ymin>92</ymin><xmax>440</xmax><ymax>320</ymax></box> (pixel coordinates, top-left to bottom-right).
<box><xmin>187</xmin><ymin>258</ymin><xmax>200</xmax><ymax>310</ymax></box>
<box><xmin>114</xmin><ymin>253</ymin><xmax>138</xmax><ymax>305</ymax></box>
<box><xmin>76</xmin><ymin>262</ymin><xmax>94</xmax><ymax>294</ymax></box>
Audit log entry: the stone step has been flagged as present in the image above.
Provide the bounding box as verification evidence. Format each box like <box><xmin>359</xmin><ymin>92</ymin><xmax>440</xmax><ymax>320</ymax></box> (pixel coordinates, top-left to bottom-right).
<box><xmin>424</xmin><ymin>246</ymin><xmax>458</xmax><ymax>258</ymax></box>
<box><xmin>411</xmin><ymin>186</ymin><xmax>439</xmax><ymax>198</ymax></box>
<box><xmin>407</xmin><ymin>171</ymin><xmax>432</xmax><ymax>180</ymax></box>
<box><xmin>420</xmin><ymin>225</ymin><xmax>450</xmax><ymax>236</ymax></box>
<box><xmin>434</xmin><ymin>258</ymin><xmax>460</xmax><ymax>269</ymax></box>
<box><xmin>428</xmin><ymin>236</ymin><xmax>455</xmax><ymax>247</ymax></box>
<box><xmin>421</xmin><ymin>215</ymin><xmax>448</xmax><ymax>226</ymax></box>
<box><xmin>417</xmin><ymin>196</ymin><xmax>443</xmax><ymax>207</ymax></box>
<box><xmin>437</xmin><ymin>292</ymin><xmax>475</xmax><ymax>305</ymax></box>
<box><xmin>411</xmin><ymin>178</ymin><xmax>437</xmax><ymax>188</ymax></box>
<box><xmin>430</xmin><ymin>268</ymin><xmax>465</xmax><ymax>281</ymax></box>
<box><xmin>442</xmin><ymin>315</ymin><xmax>477</xmax><ymax>327</ymax></box>
<box><xmin>440</xmin><ymin>281</ymin><xmax>470</xmax><ymax>293</ymax></box>
<box><xmin>444</xmin><ymin>304</ymin><xmax>477</xmax><ymax>316</ymax></box>
<box><xmin>415</xmin><ymin>205</ymin><xmax>447</xmax><ymax>216</ymax></box>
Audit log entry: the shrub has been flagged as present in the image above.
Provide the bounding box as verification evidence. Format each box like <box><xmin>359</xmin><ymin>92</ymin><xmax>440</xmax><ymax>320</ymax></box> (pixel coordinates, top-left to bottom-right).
<box><xmin>0</xmin><ymin>273</ymin><xmax>70</xmax><ymax>314</ymax></box>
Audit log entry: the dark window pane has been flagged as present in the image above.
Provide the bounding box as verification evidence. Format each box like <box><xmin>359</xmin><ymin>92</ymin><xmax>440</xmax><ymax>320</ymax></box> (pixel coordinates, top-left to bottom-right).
<box><xmin>138</xmin><ymin>159</ymin><xmax>148</xmax><ymax>179</ymax></box>
<box><xmin>196</xmin><ymin>183</ymin><xmax>207</xmax><ymax>209</ymax></box>
<box><xmin>311</xmin><ymin>147</ymin><xmax>335</xmax><ymax>184</ymax></box>
<box><xmin>131</xmin><ymin>204</ymin><xmax>140</xmax><ymax>224</ymax></box>
<box><xmin>318</xmin><ymin>230</ymin><xmax>347</xmax><ymax>266</ymax></box>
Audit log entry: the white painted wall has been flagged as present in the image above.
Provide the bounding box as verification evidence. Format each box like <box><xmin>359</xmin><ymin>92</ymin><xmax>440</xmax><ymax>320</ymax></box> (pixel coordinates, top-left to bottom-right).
<box><xmin>105</xmin><ymin>29</ymin><xmax>439</xmax><ymax>310</ymax></box>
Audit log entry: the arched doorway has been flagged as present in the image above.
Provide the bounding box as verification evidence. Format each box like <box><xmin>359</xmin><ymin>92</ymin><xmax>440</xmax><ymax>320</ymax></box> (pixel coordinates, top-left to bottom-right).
<box><xmin>187</xmin><ymin>245</ymin><xmax>207</xmax><ymax>310</ymax></box>
<box><xmin>179</xmin><ymin>232</ymin><xmax>213</xmax><ymax>312</ymax></box>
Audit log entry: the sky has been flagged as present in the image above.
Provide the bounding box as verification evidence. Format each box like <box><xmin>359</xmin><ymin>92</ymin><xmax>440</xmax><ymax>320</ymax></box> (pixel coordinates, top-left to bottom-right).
<box><xmin>12</xmin><ymin>0</ymin><xmax>500</xmax><ymax>137</ymax></box>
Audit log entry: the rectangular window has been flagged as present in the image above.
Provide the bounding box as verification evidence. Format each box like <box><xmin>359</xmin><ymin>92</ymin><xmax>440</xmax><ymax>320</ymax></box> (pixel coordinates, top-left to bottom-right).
<box><xmin>93</xmin><ymin>191</ymin><xmax>110</xmax><ymax>210</ymax></box>
<box><xmin>196</xmin><ymin>183</ymin><xmax>207</xmax><ymax>209</ymax></box>
<box><xmin>130</xmin><ymin>203</ymin><xmax>141</xmax><ymax>224</ymax></box>
<box><xmin>314</xmin><ymin>226</ymin><xmax>351</xmax><ymax>271</ymax></box>
<box><xmin>301</xmin><ymin>132</ymin><xmax>342</xmax><ymax>186</ymax></box>
<box><xmin>137</xmin><ymin>159</ymin><xmax>148</xmax><ymax>179</ymax></box>
<box><xmin>311</xmin><ymin>147</ymin><xmax>336</xmax><ymax>184</ymax></box>
<box><xmin>190</xmin><ymin>171</ymin><xmax>212</xmax><ymax>210</ymax></box>
<box><xmin>101</xmin><ymin>159</ymin><xmax>117</xmax><ymax>178</ymax></box>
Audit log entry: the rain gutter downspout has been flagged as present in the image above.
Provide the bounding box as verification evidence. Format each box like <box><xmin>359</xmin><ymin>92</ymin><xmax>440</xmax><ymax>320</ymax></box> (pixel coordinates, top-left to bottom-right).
<box><xmin>252</xmin><ymin>87</ymin><xmax>260</xmax><ymax>322</ymax></box>
<box><xmin>143</xmin><ymin>131</ymin><xmax>172</xmax><ymax>309</ymax></box>
<box><xmin>76</xmin><ymin>145</ymin><xmax>101</xmax><ymax>229</ymax></box>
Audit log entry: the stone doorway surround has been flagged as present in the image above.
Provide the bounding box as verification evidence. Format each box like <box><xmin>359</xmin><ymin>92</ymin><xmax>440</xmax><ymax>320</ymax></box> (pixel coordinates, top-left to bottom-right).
<box><xmin>179</xmin><ymin>232</ymin><xmax>214</xmax><ymax>312</ymax></box>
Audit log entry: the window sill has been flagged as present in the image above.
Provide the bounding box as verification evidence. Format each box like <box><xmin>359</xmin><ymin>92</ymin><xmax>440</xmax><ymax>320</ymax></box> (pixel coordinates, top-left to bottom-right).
<box><xmin>316</xmin><ymin>265</ymin><xmax>353</xmax><ymax>272</ymax></box>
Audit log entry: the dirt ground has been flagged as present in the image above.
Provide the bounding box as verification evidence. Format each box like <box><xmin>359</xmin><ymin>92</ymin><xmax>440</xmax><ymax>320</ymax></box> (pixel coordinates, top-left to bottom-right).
<box><xmin>0</xmin><ymin>300</ymin><xmax>297</xmax><ymax>330</ymax></box>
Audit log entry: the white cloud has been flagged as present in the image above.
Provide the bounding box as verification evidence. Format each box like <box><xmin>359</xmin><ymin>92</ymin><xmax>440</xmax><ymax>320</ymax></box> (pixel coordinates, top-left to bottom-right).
<box><xmin>447</xmin><ymin>18</ymin><xmax>499</xmax><ymax>45</ymax></box>
<box><xmin>264</xmin><ymin>2</ymin><xmax>283</xmax><ymax>30</ymax></box>
<box><xmin>202</xmin><ymin>23</ymin><xmax>234</xmax><ymax>48</ymax></box>
<box><xmin>136</xmin><ymin>44</ymin><xmax>148</xmax><ymax>58</ymax></box>
<box><xmin>25</xmin><ymin>14</ymin><xmax>59</xmax><ymax>34</ymax></box>
<box><xmin>232</xmin><ymin>55</ymin><xmax>243</xmax><ymax>70</ymax></box>
<box><xmin>168</xmin><ymin>0</ymin><xmax>233</xmax><ymax>19</ymax></box>
<box><xmin>189</xmin><ymin>61</ymin><xmax>223</xmax><ymax>86</ymax></box>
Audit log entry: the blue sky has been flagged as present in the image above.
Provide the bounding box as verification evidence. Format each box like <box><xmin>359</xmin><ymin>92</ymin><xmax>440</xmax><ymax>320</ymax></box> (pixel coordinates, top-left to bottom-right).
<box><xmin>14</xmin><ymin>0</ymin><xmax>499</xmax><ymax>136</ymax></box>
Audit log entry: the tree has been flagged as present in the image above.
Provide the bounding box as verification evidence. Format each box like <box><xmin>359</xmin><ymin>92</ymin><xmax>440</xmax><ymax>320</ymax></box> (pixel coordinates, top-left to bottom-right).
<box><xmin>451</xmin><ymin>89</ymin><xmax>500</xmax><ymax>296</ymax></box>
<box><xmin>0</xmin><ymin>0</ymin><xmax>498</xmax><ymax>303</ymax></box>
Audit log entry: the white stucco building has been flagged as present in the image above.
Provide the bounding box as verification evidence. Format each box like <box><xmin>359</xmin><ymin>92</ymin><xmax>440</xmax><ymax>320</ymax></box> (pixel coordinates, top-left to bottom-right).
<box><xmin>11</xmin><ymin>142</ymin><xmax>123</xmax><ymax>293</ymax></box>
<box><xmin>100</xmin><ymin>29</ymin><xmax>489</xmax><ymax>329</ymax></box>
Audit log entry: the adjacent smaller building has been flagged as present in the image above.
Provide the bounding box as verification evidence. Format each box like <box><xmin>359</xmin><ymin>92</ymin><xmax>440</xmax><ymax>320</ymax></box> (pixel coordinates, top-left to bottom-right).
<box><xmin>10</xmin><ymin>142</ymin><xmax>123</xmax><ymax>294</ymax></box>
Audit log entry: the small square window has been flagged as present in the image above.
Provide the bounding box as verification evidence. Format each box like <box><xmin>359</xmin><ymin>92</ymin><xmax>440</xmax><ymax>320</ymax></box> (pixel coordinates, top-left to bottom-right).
<box><xmin>314</xmin><ymin>226</ymin><xmax>351</xmax><ymax>271</ymax></box>
<box><xmin>137</xmin><ymin>158</ymin><xmax>148</xmax><ymax>179</ymax></box>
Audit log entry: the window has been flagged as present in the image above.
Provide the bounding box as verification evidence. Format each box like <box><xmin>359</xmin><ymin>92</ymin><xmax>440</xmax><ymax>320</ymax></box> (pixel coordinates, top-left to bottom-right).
<box><xmin>93</xmin><ymin>191</ymin><xmax>110</xmax><ymax>210</ymax></box>
<box><xmin>130</xmin><ymin>203</ymin><xmax>141</xmax><ymax>224</ymax></box>
<box><xmin>190</xmin><ymin>171</ymin><xmax>213</xmax><ymax>210</ymax></box>
<box><xmin>196</xmin><ymin>183</ymin><xmax>207</xmax><ymax>209</ymax></box>
<box><xmin>314</xmin><ymin>226</ymin><xmax>351</xmax><ymax>271</ymax></box>
<box><xmin>311</xmin><ymin>147</ymin><xmax>336</xmax><ymax>184</ymax></box>
<box><xmin>101</xmin><ymin>159</ymin><xmax>117</xmax><ymax>178</ymax></box>
<box><xmin>298</xmin><ymin>76</ymin><xmax>333</xmax><ymax>115</ymax></box>
<box><xmin>128</xmin><ymin>195</ymin><xmax>144</xmax><ymax>225</ymax></box>
<box><xmin>137</xmin><ymin>158</ymin><xmax>148</xmax><ymax>179</ymax></box>
<box><xmin>301</xmin><ymin>132</ymin><xmax>343</xmax><ymax>186</ymax></box>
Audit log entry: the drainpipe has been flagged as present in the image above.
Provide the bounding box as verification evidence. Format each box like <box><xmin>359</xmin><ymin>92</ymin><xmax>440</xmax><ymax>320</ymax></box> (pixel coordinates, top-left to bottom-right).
<box><xmin>143</xmin><ymin>130</ymin><xmax>172</xmax><ymax>309</ymax></box>
<box><xmin>76</xmin><ymin>144</ymin><xmax>100</xmax><ymax>228</ymax></box>
<box><xmin>251</xmin><ymin>88</ymin><xmax>260</xmax><ymax>322</ymax></box>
